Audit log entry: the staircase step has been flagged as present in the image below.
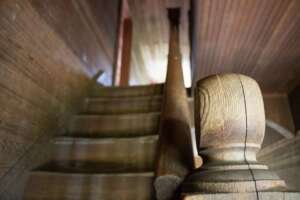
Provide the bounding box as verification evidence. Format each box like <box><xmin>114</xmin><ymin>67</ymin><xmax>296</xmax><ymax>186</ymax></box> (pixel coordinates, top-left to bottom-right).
<box><xmin>68</xmin><ymin>113</ymin><xmax>160</xmax><ymax>137</ymax></box>
<box><xmin>91</xmin><ymin>84</ymin><xmax>164</xmax><ymax>98</ymax></box>
<box><xmin>24</xmin><ymin>171</ymin><xmax>154</xmax><ymax>200</ymax></box>
<box><xmin>258</xmin><ymin>135</ymin><xmax>300</xmax><ymax>162</ymax></box>
<box><xmin>44</xmin><ymin>135</ymin><xmax>158</xmax><ymax>173</ymax></box>
<box><xmin>83</xmin><ymin>95</ymin><xmax>162</xmax><ymax>114</ymax></box>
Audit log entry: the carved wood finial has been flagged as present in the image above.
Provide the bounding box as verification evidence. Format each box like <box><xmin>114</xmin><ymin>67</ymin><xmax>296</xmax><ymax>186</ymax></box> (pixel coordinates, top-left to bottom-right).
<box><xmin>182</xmin><ymin>74</ymin><xmax>286</xmax><ymax>194</ymax></box>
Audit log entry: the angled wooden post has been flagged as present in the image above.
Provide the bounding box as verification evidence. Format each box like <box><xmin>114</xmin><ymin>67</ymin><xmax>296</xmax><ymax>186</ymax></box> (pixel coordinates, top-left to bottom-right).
<box><xmin>155</xmin><ymin>8</ymin><xmax>202</xmax><ymax>200</ymax></box>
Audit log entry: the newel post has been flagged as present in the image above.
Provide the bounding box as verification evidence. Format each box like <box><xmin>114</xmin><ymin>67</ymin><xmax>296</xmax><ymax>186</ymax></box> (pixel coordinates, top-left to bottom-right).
<box><xmin>181</xmin><ymin>74</ymin><xmax>292</xmax><ymax>199</ymax></box>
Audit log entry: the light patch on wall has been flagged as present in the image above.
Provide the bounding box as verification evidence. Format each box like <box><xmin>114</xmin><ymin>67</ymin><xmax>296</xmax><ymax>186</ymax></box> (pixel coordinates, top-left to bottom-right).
<box><xmin>182</xmin><ymin>56</ymin><xmax>192</xmax><ymax>87</ymax></box>
<box><xmin>146</xmin><ymin>57</ymin><xmax>168</xmax><ymax>84</ymax></box>
<box><xmin>134</xmin><ymin>44</ymin><xmax>192</xmax><ymax>88</ymax></box>
<box><xmin>143</xmin><ymin>56</ymin><xmax>192</xmax><ymax>88</ymax></box>
<box><xmin>97</xmin><ymin>72</ymin><xmax>112</xmax><ymax>86</ymax></box>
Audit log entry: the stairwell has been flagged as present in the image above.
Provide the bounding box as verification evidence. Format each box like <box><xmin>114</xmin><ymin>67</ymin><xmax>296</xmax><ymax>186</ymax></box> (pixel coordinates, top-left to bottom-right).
<box><xmin>24</xmin><ymin>84</ymin><xmax>164</xmax><ymax>200</ymax></box>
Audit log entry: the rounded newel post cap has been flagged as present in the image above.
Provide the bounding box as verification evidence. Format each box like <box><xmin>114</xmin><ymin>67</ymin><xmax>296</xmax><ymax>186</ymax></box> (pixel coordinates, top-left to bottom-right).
<box><xmin>194</xmin><ymin>73</ymin><xmax>265</xmax><ymax>151</ymax></box>
<box><xmin>182</xmin><ymin>73</ymin><xmax>286</xmax><ymax>194</ymax></box>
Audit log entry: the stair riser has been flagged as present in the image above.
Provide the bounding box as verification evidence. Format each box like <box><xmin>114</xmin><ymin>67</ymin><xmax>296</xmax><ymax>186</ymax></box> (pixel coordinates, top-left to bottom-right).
<box><xmin>68</xmin><ymin>113</ymin><xmax>160</xmax><ymax>137</ymax></box>
<box><xmin>258</xmin><ymin>141</ymin><xmax>300</xmax><ymax>162</ymax></box>
<box><xmin>50</xmin><ymin>137</ymin><xmax>158</xmax><ymax>172</ymax></box>
<box><xmin>83</xmin><ymin>96</ymin><xmax>162</xmax><ymax>114</ymax></box>
<box><xmin>25</xmin><ymin>172</ymin><xmax>155</xmax><ymax>200</ymax></box>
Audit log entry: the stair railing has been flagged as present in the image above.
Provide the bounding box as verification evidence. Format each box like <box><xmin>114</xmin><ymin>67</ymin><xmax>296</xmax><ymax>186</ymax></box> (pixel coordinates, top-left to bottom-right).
<box><xmin>154</xmin><ymin>8</ymin><xmax>202</xmax><ymax>200</ymax></box>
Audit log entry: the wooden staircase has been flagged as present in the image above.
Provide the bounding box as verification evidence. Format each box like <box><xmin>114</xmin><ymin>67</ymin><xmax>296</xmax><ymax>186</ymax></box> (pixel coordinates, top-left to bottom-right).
<box><xmin>258</xmin><ymin>135</ymin><xmax>300</xmax><ymax>190</ymax></box>
<box><xmin>24</xmin><ymin>84</ymin><xmax>164</xmax><ymax>200</ymax></box>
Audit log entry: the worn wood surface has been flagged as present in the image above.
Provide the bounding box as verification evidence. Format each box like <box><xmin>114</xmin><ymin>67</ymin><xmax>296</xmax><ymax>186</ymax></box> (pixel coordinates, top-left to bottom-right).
<box><xmin>83</xmin><ymin>95</ymin><xmax>162</xmax><ymax>114</ymax></box>
<box><xmin>0</xmin><ymin>0</ymin><xmax>118</xmax><ymax>198</ymax></box>
<box><xmin>25</xmin><ymin>171</ymin><xmax>155</xmax><ymax>200</ymax></box>
<box><xmin>24</xmin><ymin>84</ymin><xmax>162</xmax><ymax>200</ymax></box>
<box><xmin>182</xmin><ymin>74</ymin><xmax>286</xmax><ymax>194</ymax></box>
<box><xmin>91</xmin><ymin>83</ymin><xmax>164</xmax><ymax>97</ymax></box>
<box><xmin>183</xmin><ymin>192</ymin><xmax>300</xmax><ymax>200</ymax></box>
<box><xmin>155</xmin><ymin>9</ymin><xmax>199</xmax><ymax>200</ymax></box>
<box><xmin>49</xmin><ymin>135</ymin><xmax>158</xmax><ymax>173</ymax></box>
<box><xmin>68</xmin><ymin>112</ymin><xmax>160</xmax><ymax>137</ymax></box>
<box><xmin>189</xmin><ymin>94</ymin><xmax>294</xmax><ymax>149</ymax></box>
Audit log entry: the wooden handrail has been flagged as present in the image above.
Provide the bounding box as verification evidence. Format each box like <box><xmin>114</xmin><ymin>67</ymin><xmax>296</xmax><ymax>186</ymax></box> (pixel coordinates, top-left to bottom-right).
<box><xmin>154</xmin><ymin>8</ymin><xmax>202</xmax><ymax>200</ymax></box>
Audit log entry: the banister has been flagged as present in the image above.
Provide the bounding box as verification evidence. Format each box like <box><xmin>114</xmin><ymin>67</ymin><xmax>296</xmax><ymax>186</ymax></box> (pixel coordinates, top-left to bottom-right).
<box><xmin>154</xmin><ymin>8</ymin><xmax>202</xmax><ymax>200</ymax></box>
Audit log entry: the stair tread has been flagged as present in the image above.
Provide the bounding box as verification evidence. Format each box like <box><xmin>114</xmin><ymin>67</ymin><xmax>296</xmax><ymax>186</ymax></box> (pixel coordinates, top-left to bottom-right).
<box><xmin>86</xmin><ymin>95</ymin><xmax>162</xmax><ymax>101</ymax></box>
<box><xmin>258</xmin><ymin>135</ymin><xmax>300</xmax><ymax>159</ymax></box>
<box><xmin>54</xmin><ymin>135</ymin><xmax>159</xmax><ymax>142</ymax></box>
<box><xmin>39</xmin><ymin>162</ymin><xmax>156</xmax><ymax>173</ymax></box>
<box><xmin>48</xmin><ymin>135</ymin><xmax>158</xmax><ymax>172</ymax></box>
<box><xmin>25</xmin><ymin>171</ymin><xmax>154</xmax><ymax>200</ymax></box>
<box><xmin>25</xmin><ymin>84</ymin><xmax>162</xmax><ymax>200</ymax></box>
<box><xmin>83</xmin><ymin>95</ymin><xmax>162</xmax><ymax>114</ymax></box>
<box><xmin>29</xmin><ymin>170</ymin><xmax>154</xmax><ymax>176</ymax></box>
<box><xmin>91</xmin><ymin>83</ymin><xmax>164</xmax><ymax>98</ymax></box>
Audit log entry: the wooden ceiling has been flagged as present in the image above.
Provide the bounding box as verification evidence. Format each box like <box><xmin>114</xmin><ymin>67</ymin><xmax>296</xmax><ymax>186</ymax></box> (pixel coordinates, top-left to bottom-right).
<box><xmin>193</xmin><ymin>0</ymin><xmax>300</xmax><ymax>92</ymax></box>
<box><xmin>128</xmin><ymin>0</ymin><xmax>300</xmax><ymax>92</ymax></box>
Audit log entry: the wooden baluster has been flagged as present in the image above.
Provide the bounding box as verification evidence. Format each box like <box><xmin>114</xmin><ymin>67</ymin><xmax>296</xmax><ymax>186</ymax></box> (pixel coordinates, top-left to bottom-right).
<box><xmin>155</xmin><ymin>8</ymin><xmax>202</xmax><ymax>200</ymax></box>
<box><xmin>181</xmin><ymin>74</ymin><xmax>287</xmax><ymax>199</ymax></box>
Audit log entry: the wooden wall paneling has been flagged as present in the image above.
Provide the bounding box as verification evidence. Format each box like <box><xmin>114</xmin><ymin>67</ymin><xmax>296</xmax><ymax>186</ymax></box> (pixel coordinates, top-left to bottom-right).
<box><xmin>258</xmin><ymin>135</ymin><xmax>300</xmax><ymax>191</ymax></box>
<box><xmin>289</xmin><ymin>86</ymin><xmax>300</xmax><ymax>133</ymax></box>
<box><xmin>0</xmin><ymin>133</ymin><xmax>53</xmax><ymax>200</ymax></box>
<box><xmin>29</xmin><ymin>0</ymin><xmax>118</xmax><ymax>83</ymax></box>
<box><xmin>192</xmin><ymin>0</ymin><xmax>300</xmax><ymax>92</ymax></box>
<box><xmin>0</xmin><ymin>0</ymin><xmax>119</xmax><ymax>198</ymax></box>
<box><xmin>84</xmin><ymin>0</ymin><xmax>119</xmax><ymax>59</ymax></box>
<box><xmin>263</xmin><ymin>93</ymin><xmax>295</xmax><ymax>134</ymax></box>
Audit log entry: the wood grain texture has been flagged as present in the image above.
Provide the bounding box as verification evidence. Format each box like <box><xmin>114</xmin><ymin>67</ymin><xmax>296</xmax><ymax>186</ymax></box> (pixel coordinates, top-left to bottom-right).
<box><xmin>289</xmin><ymin>86</ymin><xmax>300</xmax><ymax>133</ymax></box>
<box><xmin>91</xmin><ymin>83</ymin><xmax>164</xmax><ymax>97</ymax></box>
<box><xmin>68</xmin><ymin>112</ymin><xmax>160</xmax><ymax>137</ymax></box>
<box><xmin>182</xmin><ymin>192</ymin><xmax>300</xmax><ymax>200</ymax></box>
<box><xmin>0</xmin><ymin>0</ymin><xmax>118</xmax><ymax>198</ymax></box>
<box><xmin>29</xmin><ymin>0</ymin><xmax>119</xmax><ymax>82</ymax></box>
<box><xmin>263</xmin><ymin>94</ymin><xmax>295</xmax><ymax>133</ymax></box>
<box><xmin>258</xmin><ymin>135</ymin><xmax>300</xmax><ymax>191</ymax></box>
<box><xmin>188</xmin><ymin>95</ymin><xmax>294</xmax><ymax>148</ymax></box>
<box><xmin>155</xmin><ymin>11</ymin><xmax>198</xmax><ymax>200</ymax></box>
<box><xmin>49</xmin><ymin>136</ymin><xmax>158</xmax><ymax>173</ymax></box>
<box><xmin>195</xmin><ymin>74</ymin><xmax>265</xmax><ymax>147</ymax></box>
<box><xmin>83</xmin><ymin>95</ymin><xmax>162</xmax><ymax>114</ymax></box>
<box><xmin>182</xmin><ymin>74</ymin><xmax>286</xmax><ymax>194</ymax></box>
<box><xmin>24</xmin><ymin>84</ymin><xmax>162</xmax><ymax>200</ymax></box>
<box><xmin>192</xmin><ymin>0</ymin><xmax>300</xmax><ymax>92</ymax></box>
<box><xmin>25</xmin><ymin>171</ymin><xmax>155</xmax><ymax>200</ymax></box>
